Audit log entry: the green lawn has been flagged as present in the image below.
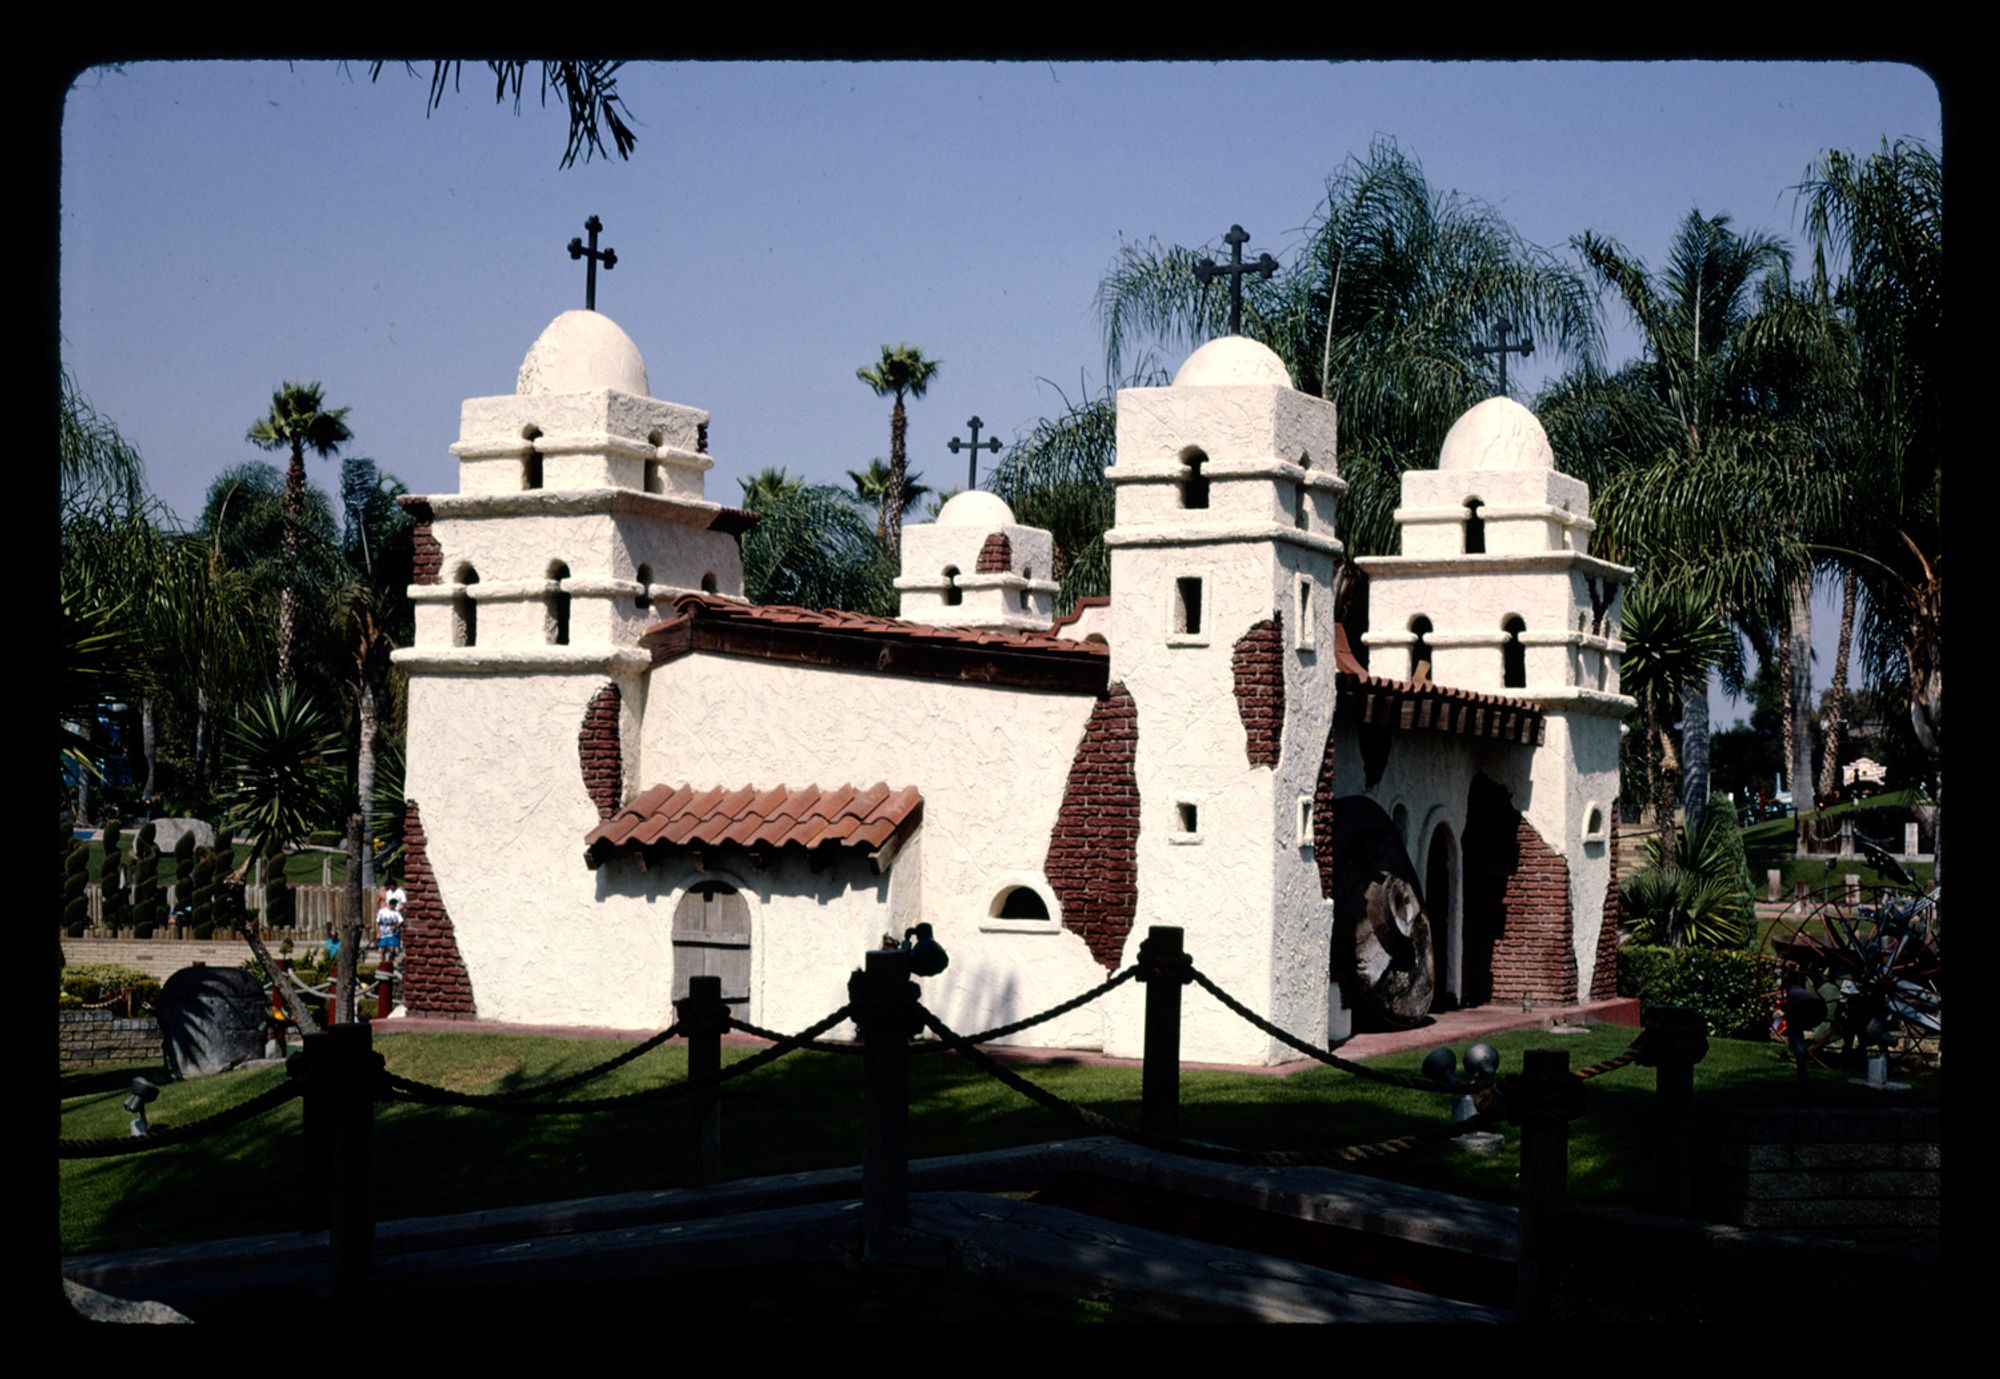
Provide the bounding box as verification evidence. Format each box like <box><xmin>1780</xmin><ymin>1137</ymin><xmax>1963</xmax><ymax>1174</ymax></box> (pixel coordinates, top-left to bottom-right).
<box><xmin>59</xmin><ymin>1022</ymin><xmax>1937</xmax><ymax>1258</ymax></box>
<box><xmin>1737</xmin><ymin>790</ymin><xmax>1934</xmax><ymax>894</ymax></box>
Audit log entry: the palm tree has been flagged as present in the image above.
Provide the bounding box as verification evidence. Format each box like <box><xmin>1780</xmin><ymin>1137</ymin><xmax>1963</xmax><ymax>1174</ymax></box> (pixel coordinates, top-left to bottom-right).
<box><xmin>247</xmin><ymin>381</ymin><xmax>352</xmax><ymax>685</ymax></box>
<box><xmin>737</xmin><ymin>466</ymin><xmax>804</xmax><ymax>508</ymax></box>
<box><xmin>222</xmin><ymin>685</ymin><xmax>345</xmax><ymax>861</ymax></box>
<box><xmin>740</xmin><ymin>484</ymin><xmax>894</xmax><ymax>615</ymax></box>
<box><xmin>855</xmin><ymin>344</ymin><xmax>941</xmax><ymax>554</ymax></box>
<box><xmin>987</xmin><ymin>383</ymin><xmax>1120</xmax><ymax>615</ymax></box>
<box><xmin>847</xmin><ymin>458</ymin><xmax>932</xmax><ymax>544</ymax></box>
<box><xmin>1619</xmin><ymin>580</ymin><xmax>1733</xmax><ymax>869</ymax></box>
<box><xmin>1096</xmin><ymin>139</ymin><xmax>1600</xmax><ymax>562</ymax></box>
<box><xmin>1563</xmin><ymin>209</ymin><xmax>1818</xmax><ymax>827</ymax></box>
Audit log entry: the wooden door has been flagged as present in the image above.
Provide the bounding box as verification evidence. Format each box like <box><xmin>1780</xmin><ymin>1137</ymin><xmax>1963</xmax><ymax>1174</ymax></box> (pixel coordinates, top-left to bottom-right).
<box><xmin>672</xmin><ymin>882</ymin><xmax>752</xmax><ymax>1010</ymax></box>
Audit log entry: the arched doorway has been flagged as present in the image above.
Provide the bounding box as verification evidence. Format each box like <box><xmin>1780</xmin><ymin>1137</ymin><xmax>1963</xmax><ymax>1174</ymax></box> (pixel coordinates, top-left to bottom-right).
<box><xmin>671</xmin><ymin>881</ymin><xmax>752</xmax><ymax>1011</ymax></box>
<box><xmin>1426</xmin><ymin>823</ymin><xmax>1462</xmax><ymax>1011</ymax></box>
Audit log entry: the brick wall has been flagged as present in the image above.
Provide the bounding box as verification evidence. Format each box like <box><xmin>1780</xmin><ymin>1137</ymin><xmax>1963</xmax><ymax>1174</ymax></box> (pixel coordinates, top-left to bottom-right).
<box><xmin>1044</xmin><ymin>684</ymin><xmax>1139</xmax><ymax>968</ymax></box>
<box><xmin>579</xmin><ymin>682</ymin><xmax>624</xmax><ymax>820</ymax></box>
<box><xmin>1591</xmin><ymin>820</ymin><xmax>1621</xmax><ymax>1000</ymax></box>
<box><xmin>1488</xmin><ymin>815</ymin><xmax>1578</xmax><ymax>1007</ymax></box>
<box><xmin>403</xmin><ymin>498</ymin><xmax>442</xmax><ymax>585</ymax></box>
<box><xmin>399</xmin><ymin>800</ymin><xmax>476</xmax><ymax>1018</ymax></box>
<box><xmin>1711</xmin><ymin>1106</ymin><xmax>1939</xmax><ymax>1235</ymax></box>
<box><xmin>60</xmin><ymin>1010</ymin><xmax>161</xmax><ymax>1072</ymax></box>
<box><xmin>1230</xmin><ymin>615</ymin><xmax>1284</xmax><ymax>769</ymax></box>
<box><xmin>975</xmin><ymin>532</ymin><xmax>1013</xmax><ymax>574</ymax></box>
<box><xmin>1312</xmin><ymin>717</ymin><xmax>1339</xmax><ymax>898</ymax></box>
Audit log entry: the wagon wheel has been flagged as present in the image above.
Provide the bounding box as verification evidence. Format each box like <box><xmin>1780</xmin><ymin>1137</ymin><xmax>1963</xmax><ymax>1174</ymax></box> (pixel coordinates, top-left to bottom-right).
<box><xmin>1763</xmin><ymin>885</ymin><xmax>1940</xmax><ymax>1067</ymax></box>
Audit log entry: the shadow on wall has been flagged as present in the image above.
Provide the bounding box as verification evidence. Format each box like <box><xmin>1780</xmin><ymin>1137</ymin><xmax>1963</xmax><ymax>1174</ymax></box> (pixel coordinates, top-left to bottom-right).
<box><xmin>1460</xmin><ymin>772</ymin><xmax>1520</xmax><ymax>1009</ymax></box>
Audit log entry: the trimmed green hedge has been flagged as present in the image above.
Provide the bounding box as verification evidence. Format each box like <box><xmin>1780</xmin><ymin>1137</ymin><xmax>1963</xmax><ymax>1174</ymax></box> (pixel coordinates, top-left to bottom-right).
<box><xmin>1616</xmin><ymin>944</ymin><xmax>1779</xmax><ymax>1039</ymax></box>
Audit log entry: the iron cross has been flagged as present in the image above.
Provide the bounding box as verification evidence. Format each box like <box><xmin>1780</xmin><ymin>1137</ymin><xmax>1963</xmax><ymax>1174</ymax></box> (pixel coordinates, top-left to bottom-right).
<box><xmin>567</xmin><ymin>215</ymin><xmax>618</xmax><ymax>311</ymax></box>
<box><xmin>1471</xmin><ymin>318</ymin><xmax>1535</xmax><ymax>395</ymax></box>
<box><xmin>1195</xmin><ymin>224</ymin><xmax>1278</xmax><ymax>336</ymax></box>
<box><xmin>947</xmin><ymin>416</ymin><xmax>1003</xmax><ymax>488</ymax></box>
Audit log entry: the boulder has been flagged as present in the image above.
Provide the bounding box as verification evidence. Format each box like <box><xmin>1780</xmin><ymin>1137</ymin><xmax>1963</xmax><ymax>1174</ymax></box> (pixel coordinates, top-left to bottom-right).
<box><xmin>157</xmin><ymin>966</ymin><xmax>268</xmax><ymax>1079</ymax></box>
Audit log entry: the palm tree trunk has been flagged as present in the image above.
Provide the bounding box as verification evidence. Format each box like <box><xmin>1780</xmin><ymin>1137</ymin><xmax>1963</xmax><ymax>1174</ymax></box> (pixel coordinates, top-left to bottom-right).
<box><xmin>357</xmin><ymin>670</ymin><xmax>382</xmax><ymax>891</ymax></box>
<box><xmin>1652</xmin><ymin>719</ymin><xmax>1680</xmax><ymax>871</ymax></box>
<box><xmin>1816</xmin><ymin>569</ymin><xmax>1857</xmax><ymax>803</ymax></box>
<box><xmin>279</xmin><ymin>442</ymin><xmax>305</xmax><ymax>684</ymax></box>
<box><xmin>1788</xmin><ymin>585</ymin><xmax>1815</xmax><ymax>814</ymax></box>
<box><xmin>887</xmin><ymin>396</ymin><xmax>909</xmax><ymax>555</ymax></box>
<box><xmin>140</xmin><ymin>696</ymin><xmax>158</xmax><ymax>805</ymax></box>
<box><xmin>1680</xmin><ymin>675</ymin><xmax>1711</xmax><ymax>832</ymax></box>
<box><xmin>77</xmin><ymin>718</ymin><xmax>96</xmax><ymax>826</ymax></box>
<box><xmin>1777</xmin><ymin>640</ymin><xmax>1795</xmax><ymax>796</ymax></box>
<box><xmin>193</xmin><ymin>682</ymin><xmax>210</xmax><ymax>793</ymax></box>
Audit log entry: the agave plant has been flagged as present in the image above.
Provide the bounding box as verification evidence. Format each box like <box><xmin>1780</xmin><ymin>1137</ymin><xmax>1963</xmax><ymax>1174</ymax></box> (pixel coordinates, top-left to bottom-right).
<box><xmin>1621</xmin><ymin>805</ymin><xmax>1756</xmax><ymax>949</ymax></box>
<box><xmin>222</xmin><ymin>686</ymin><xmax>345</xmax><ymax>861</ymax></box>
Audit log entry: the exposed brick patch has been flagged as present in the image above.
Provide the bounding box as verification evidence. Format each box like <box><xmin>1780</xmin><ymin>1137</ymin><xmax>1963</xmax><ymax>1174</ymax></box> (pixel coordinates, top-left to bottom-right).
<box><xmin>579</xmin><ymin>682</ymin><xmax>623</xmax><ymax>821</ymax></box>
<box><xmin>975</xmin><ymin>532</ymin><xmax>1013</xmax><ymax>574</ymax></box>
<box><xmin>1231</xmin><ymin>614</ymin><xmax>1285</xmax><ymax>768</ymax></box>
<box><xmin>1044</xmin><ymin>684</ymin><xmax>1139</xmax><ymax>968</ymax></box>
<box><xmin>1313</xmin><ymin>716</ymin><xmax>1339</xmax><ymax>898</ymax></box>
<box><xmin>1591</xmin><ymin>820</ymin><xmax>1621</xmax><ymax>1000</ymax></box>
<box><xmin>403</xmin><ymin>499</ymin><xmax>442</xmax><ymax>586</ymax></box>
<box><xmin>400</xmin><ymin>800</ymin><xmax>476</xmax><ymax>1019</ymax></box>
<box><xmin>1463</xmin><ymin>775</ymin><xmax>1577</xmax><ymax>1008</ymax></box>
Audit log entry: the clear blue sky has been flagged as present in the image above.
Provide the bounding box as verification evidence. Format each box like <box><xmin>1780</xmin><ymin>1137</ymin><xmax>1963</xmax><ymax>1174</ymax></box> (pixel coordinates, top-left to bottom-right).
<box><xmin>59</xmin><ymin>60</ymin><xmax>1940</xmax><ymax>726</ymax></box>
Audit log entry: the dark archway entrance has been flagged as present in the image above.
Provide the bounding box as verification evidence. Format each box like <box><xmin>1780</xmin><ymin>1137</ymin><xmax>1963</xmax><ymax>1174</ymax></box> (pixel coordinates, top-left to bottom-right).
<box><xmin>1426</xmin><ymin>823</ymin><xmax>1461</xmax><ymax>1011</ymax></box>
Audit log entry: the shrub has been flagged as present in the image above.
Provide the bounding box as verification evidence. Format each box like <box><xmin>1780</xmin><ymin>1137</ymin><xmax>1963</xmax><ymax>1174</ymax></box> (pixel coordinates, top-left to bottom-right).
<box><xmin>1617</xmin><ymin>943</ymin><xmax>1778</xmax><ymax>1039</ymax></box>
<box><xmin>63</xmin><ymin>844</ymin><xmax>90</xmax><ymax>933</ymax></box>
<box><xmin>1622</xmin><ymin>807</ymin><xmax>1756</xmax><ymax>948</ymax></box>
<box><xmin>61</xmin><ymin>963</ymin><xmax>153</xmax><ymax>1008</ymax></box>
<box><xmin>263</xmin><ymin>838</ymin><xmax>292</xmax><ymax>930</ymax></box>
<box><xmin>172</xmin><ymin>831</ymin><xmax>195</xmax><ymax>887</ymax></box>
<box><xmin>100</xmin><ymin>819</ymin><xmax>129</xmax><ymax>933</ymax></box>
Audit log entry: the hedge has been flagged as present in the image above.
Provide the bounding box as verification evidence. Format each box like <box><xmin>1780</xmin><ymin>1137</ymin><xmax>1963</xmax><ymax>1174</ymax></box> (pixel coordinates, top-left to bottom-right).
<box><xmin>1616</xmin><ymin>944</ymin><xmax>1779</xmax><ymax>1040</ymax></box>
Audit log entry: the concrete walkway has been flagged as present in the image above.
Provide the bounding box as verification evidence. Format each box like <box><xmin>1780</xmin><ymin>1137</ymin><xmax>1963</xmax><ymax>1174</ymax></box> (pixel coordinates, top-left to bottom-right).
<box><xmin>378</xmin><ymin>996</ymin><xmax>1640</xmax><ymax>1075</ymax></box>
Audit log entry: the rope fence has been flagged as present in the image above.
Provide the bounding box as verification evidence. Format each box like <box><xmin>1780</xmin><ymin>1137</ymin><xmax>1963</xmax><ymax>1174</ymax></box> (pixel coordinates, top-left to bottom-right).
<box><xmin>58</xmin><ymin>1078</ymin><xmax>305</xmax><ymax>1160</ymax></box>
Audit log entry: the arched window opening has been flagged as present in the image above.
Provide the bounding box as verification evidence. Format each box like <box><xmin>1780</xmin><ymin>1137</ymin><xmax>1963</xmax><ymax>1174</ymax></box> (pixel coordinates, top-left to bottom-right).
<box><xmin>941</xmin><ymin>566</ymin><xmax>963</xmax><ymax>607</ymax></box>
<box><xmin>634</xmin><ymin>564</ymin><xmax>653</xmax><ymax>611</ymax></box>
<box><xmin>1409</xmin><ymin>616</ymin><xmax>1433</xmax><ymax>683</ymax></box>
<box><xmin>521</xmin><ymin>426</ymin><xmax>544</xmax><ymax>491</ymax></box>
<box><xmin>1019</xmin><ymin>565</ymin><xmax>1034</xmax><ymax>611</ymax></box>
<box><xmin>1293</xmin><ymin>481</ymin><xmax>1310</xmax><ymax>531</ymax></box>
<box><xmin>1179</xmin><ymin>447</ymin><xmax>1210</xmax><ymax>510</ymax></box>
<box><xmin>1502</xmin><ymin>615</ymin><xmax>1527</xmax><ymax>688</ymax></box>
<box><xmin>700</xmin><ymin>571</ymin><xmax>719</xmax><ymax>594</ymax></box>
<box><xmin>1463</xmin><ymin>498</ymin><xmax>1485</xmax><ymax>554</ymax></box>
<box><xmin>452</xmin><ymin>564</ymin><xmax>479</xmax><ymax>648</ymax></box>
<box><xmin>547</xmin><ymin>560</ymin><xmax>572</xmax><ymax>646</ymax></box>
<box><xmin>645</xmin><ymin>430</ymin><xmax>665</xmax><ymax>493</ymax></box>
<box><xmin>992</xmin><ymin>886</ymin><xmax>1051</xmax><ymax>921</ymax></box>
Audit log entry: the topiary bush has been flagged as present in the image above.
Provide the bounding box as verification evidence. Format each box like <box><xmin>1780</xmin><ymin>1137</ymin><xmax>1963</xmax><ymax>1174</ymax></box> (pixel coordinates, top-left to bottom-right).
<box><xmin>99</xmin><ymin>819</ymin><xmax>128</xmax><ymax>933</ymax></box>
<box><xmin>1617</xmin><ymin>943</ymin><xmax>1779</xmax><ymax>1039</ymax></box>
<box><xmin>262</xmin><ymin>838</ymin><xmax>293</xmax><ymax>930</ymax></box>
<box><xmin>190</xmin><ymin>848</ymin><xmax>216</xmax><ymax>935</ymax></box>
<box><xmin>132</xmin><ymin>825</ymin><xmax>163</xmax><ymax>935</ymax></box>
<box><xmin>63</xmin><ymin>843</ymin><xmax>91</xmax><ymax>935</ymax></box>
<box><xmin>171</xmin><ymin>832</ymin><xmax>196</xmax><ymax>924</ymax></box>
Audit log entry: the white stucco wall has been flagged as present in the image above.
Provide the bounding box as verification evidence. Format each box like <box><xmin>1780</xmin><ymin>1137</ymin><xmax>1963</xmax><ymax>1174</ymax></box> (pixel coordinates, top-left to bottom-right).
<box><xmin>635</xmin><ymin>654</ymin><xmax>1112</xmax><ymax>1050</ymax></box>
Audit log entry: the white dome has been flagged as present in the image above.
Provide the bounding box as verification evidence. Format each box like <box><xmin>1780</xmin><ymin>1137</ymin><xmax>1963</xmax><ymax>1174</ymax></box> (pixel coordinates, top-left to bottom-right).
<box><xmin>517</xmin><ymin>310</ymin><xmax>650</xmax><ymax>397</ymax></box>
<box><xmin>1437</xmin><ymin>397</ymin><xmax>1556</xmax><ymax>472</ymax></box>
<box><xmin>1172</xmin><ymin>335</ymin><xmax>1295</xmax><ymax>389</ymax></box>
<box><xmin>935</xmin><ymin>490</ymin><xmax>1016</xmax><ymax>527</ymax></box>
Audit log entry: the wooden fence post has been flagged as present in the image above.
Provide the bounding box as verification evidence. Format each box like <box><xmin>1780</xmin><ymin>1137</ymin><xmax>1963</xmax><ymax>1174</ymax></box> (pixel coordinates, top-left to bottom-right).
<box><xmin>297</xmin><ymin>1021</ymin><xmax>379</xmax><ymax>1289</ymax></box>
<box><xmin>674</xmin><ymin>974</ymin><xmax>728</xmax><ymax>1188</ymax></box>
<box><xmin>1512</xmin><ymin>1047</ymin><xmax>1576</xmax><ymax>1323</ymax></box>
<box><xmin>1138</xmin><ymin>926</ymin><xmax>1186</xmax><ymax>1137</ymax></box>
<box><xmin>1641</xmin><ymin>1004</ymin><xmax>1708</xmax><ymax>1217</ymax></box>
<box><xmin>853</xmin><ymin>948</ymin><xmax>914</xmax><ymax>1255</ymax></box>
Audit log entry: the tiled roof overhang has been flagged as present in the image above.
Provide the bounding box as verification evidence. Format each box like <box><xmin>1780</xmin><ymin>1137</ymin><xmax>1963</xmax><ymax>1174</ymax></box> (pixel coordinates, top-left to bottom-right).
<box><xmin>1333</xmin><ymin>626</ymin><xmax>1544</xmax><ymax>747</ymax></box>
<box><xmin>643</xmin><ymin>593</ymin><xmax>1109</xmax><ymax>694</ymax></box>
<box><xmin>585</xmin><ymin>782</ymin><xmax>923</xmax><ymax>873</ymax></box>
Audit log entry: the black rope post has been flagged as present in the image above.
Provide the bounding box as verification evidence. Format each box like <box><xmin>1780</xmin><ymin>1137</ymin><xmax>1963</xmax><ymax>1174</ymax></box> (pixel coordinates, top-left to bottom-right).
<box><xmin>852</xmin><ymin>949</ymin><xmax>916</xmax><ymax>1256</ymax></box>
<box><xmin>1639</xmin><ymin>1005</ymin><xmax>1709</xmax><ymax>1217</ymax></box>
<box><xmin>675</xmin><ymin>975</ymin><xmax>729</xmax><ymax>1188</ymax></box>
<box><xmin>299</xmin><ymin>1022</ymin><xmax>381</xmax><ymax>1290</ymax></box>
<box><xmin>1137</xmin><ymin>927</ymin><xmax>1189</xmax><ymax>1137</ymax></box>
<box><xmin>1509</xmin><ymin>1047</ymin><xmax>1578</xmax><ymax>1324</ymax></box>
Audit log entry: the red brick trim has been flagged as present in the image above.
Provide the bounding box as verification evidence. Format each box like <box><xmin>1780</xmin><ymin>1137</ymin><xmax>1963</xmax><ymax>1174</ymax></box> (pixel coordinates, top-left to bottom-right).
<box><xmin>1591</xmin><ymin>820</ymin><xmax>1621</xmax><ymax>999</ymax></box>
<box><xmin>1313</xmin><ymin>718</ymin><xmax>1339</xmax><ymax>898</ymax></box>
<box><xmin>400</xmin><ymin>800</ymin><xmax>476</xmax><ymax>1018</ymax></box>
<box><xmin>579</xmin><ymin>683</ymin><xmax>623</xmax><ymax>821</ymax></box>
<box><xmin>1489</xmin><ymin>815</ymin><xmax>1578</xmax><ymax>1006</ymax></box>
<box><xmin>975</xmin><ymin>532</ymin><xmax>1013</xmax><ymax>574</ymax></box>
<box><xmin>1044</xmin><ymin>683</ymin><xmax>1139</xmax><ymax>968</ymax></box>
<box><xmin>1231</xmin><ymin>614</ymin><xmax>1284</xmax><ymax>768</ymax></box>
<box><xmin>402</xmin><ymin>499</ymin><xmax>442</xmax><ymax>586</ymax></box>
<box><xmin>1048</xmin><ymin>596</ymin><xmax>1110</xmax><ymax>634</ymax></box>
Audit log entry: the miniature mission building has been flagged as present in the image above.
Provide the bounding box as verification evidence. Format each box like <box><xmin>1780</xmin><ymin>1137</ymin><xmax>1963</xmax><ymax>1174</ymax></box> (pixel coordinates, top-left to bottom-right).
<box><xmin>391</xmin><ymin>307</ymin><xmax>1634</xmax><ymax>1064</ymax></box>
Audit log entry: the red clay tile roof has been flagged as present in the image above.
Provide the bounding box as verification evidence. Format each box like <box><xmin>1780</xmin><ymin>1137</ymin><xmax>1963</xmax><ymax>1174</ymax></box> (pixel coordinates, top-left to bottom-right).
<box><xmin>1332</xmin><ymin>624</ymin><xmax>1544</xmax><ymax>745</ymax></box>
<box><xmin>660</xmin><ymin>592</ymin><xmax>1104</xmax><ymax>655</ymax></box>
<box><xmin>585</xmin><ymin>783</ymin><xmax>923</xmax><ymax>865</ymax></box>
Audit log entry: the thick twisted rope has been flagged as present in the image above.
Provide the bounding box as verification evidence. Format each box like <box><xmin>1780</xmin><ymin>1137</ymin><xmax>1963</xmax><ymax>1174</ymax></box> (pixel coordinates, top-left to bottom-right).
<box><xmin>1186</xmin><ymin>967</ymin><xmax>1462</xmax><ymax>1096</ymax></box>
<box><xmin>1571</xmin><ymin>1044</ymin><xmax>1643</xmax><ymax>1081</ymax></box>
<box><xmin>914</xmin><ymin>1004</ymin><xmax>1496</xmax><ymax>1168</ymax></box>
<box><xmin>727</xmin><ymin>965</ymin><xmax>1140</xmax><ymax>1056</ymax></box>
<box><xmin>59</xmin><ymin>1078</ymin><xmax>305</xmax><ymax>1159</ymax></box>
<box><xmin>488</xmin><ymin>1022</ymin><xmax>683</xmax><ymax>1101</ymax></box>
<box><xmin>382</xmin><ymin>1004</ymin><xmax>854</xmax><ymax>1115</ymax></box>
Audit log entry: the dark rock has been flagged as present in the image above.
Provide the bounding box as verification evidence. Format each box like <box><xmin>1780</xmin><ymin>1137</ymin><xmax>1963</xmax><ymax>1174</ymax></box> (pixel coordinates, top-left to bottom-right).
<box><xmin>157</xmin><ymin>966</ymin><xmax>268</xmax><ymax>1079</ymax></box>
